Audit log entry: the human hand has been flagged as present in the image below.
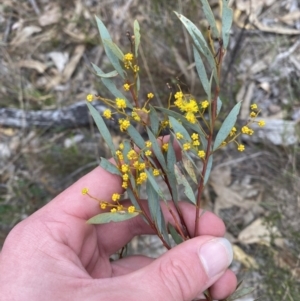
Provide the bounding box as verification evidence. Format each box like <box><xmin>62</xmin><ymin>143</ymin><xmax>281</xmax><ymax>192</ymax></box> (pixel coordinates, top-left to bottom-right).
<box><xmin>0</xmin><ymin>164</ymin><xmax>236</xmax><ymax>301</ymax></box>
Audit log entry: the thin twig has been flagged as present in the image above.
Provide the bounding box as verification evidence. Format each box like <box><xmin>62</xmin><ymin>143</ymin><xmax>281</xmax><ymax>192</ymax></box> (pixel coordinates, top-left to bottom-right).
<box><xmin>28</xmin><ymin>0</ymin><xmax>41</xmax><ymax>15</ymax></box>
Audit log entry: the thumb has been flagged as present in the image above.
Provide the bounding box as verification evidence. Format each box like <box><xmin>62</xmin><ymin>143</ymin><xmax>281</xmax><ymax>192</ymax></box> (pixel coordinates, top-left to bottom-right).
<box><xmin>132</xmin><ymin>236</ymin><xmax>233</xmax><ymax>301</ymax></box>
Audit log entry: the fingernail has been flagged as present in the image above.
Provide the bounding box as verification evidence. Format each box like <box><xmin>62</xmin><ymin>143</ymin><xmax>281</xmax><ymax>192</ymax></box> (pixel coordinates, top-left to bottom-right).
<box><xmin>198</xmin><ymin>238</ymin><xmax>233</xmax><ymax>278</ymax></box>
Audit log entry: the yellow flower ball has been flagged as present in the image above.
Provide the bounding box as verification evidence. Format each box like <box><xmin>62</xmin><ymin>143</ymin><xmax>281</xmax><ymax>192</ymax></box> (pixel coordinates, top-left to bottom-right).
<box><xmin>86</xmin><ymin>94</ymin><xmax>93</xmax><ymax>102</ymax></box>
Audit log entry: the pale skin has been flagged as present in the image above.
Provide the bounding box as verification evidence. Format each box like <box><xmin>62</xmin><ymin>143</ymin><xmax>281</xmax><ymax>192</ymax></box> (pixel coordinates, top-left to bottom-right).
<box><xmin>0</xmin><ymin>163</ymin><xmax>237</xmax><ymax>301</ymax></box>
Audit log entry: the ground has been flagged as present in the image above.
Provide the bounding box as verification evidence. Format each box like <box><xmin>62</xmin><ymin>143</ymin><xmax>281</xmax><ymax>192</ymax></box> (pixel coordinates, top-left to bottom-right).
<box><xmin>0</xmin><ymin>0</ymin><xmax>300</xmax><ymax>300</ymax></box>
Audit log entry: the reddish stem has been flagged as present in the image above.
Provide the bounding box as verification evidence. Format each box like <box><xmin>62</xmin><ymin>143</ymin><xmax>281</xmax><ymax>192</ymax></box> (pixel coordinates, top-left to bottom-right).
<box><xmin>163</xmin><ymin>174</ymin><xmax>191</xmax><ymax>239</ymax></box>
<box><xmin>194</xmin><ymin>45</ymin><xmax>224</xmax><ymax>237</ymax></box>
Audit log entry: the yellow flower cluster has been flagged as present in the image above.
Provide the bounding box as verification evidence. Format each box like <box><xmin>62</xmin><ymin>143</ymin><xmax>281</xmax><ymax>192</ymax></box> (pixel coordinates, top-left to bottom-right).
<box><xmin>100</xmin><ymin>203</ymin><xmax>107</xmax><ymax>209</ymax></box>
<box><xmin>113</xmin><ymin>138</ymin><xmax>163</xmax><ymax>192</ymax></box>
<box><xmin>103</xmin><ymin>109</ymin><xmax>112</xmax><ymax>119</ymax></box>
<box><xmin>237</xmin><ymin>144</ymin><xmax>245</xmax><ymax>152</ymax></box>
<box><xmin>201</xmin><ymin>100</ymin><xmax>209</xmax><ymax>109</ymax></box>
<box><xmin>241</xmin><ymin>126</ymin><xmax>254</xmax><ymax>135</ymax></box>
<box><xmin>176</xmin><ymin>132</ymin><xmax>183</xmax><ymax>140</ymax></box>
<box><xmin>223</xmin><ymin>102</ymin><xmax>265</xmax><ymax>152</ymax></box>
<box><xmin>161</xmin><ymin>120</ymin><xmax>169</xmax><ymax>128</ymax></box>
<box><xmin>112</xmin><ymin>193</ymin><xmax>120</xmax><ymax>202</ymax></box>
<box><xmin>249</xmin><ymin>103</ymin><xmax>265</xmax><ymax>129</ymax></box>
<box><xmin>128</xmin><ymin>206</ymin><xmax>135</xmax><ymax>213</ymax></box>
<box><xmin>121</xmin><ymin>164</ymin><xmax>129</xmax><ymax>173</ymax></box>
<box><xmin>191</xmin><ymin>133</ymin><xmax>200</xmax><ymax>146</ymax></box>
<box><xmin>86</xmin><ymin>94</ymin><xmax>93</xmax><ymax>102</ymax></box>
<box><xmin>124</xmin><ymin>53</ymin><xmax>133</xmax><ymax>61</ymax></box>
<box><xmin>137</xmin><ymin>162</ymin><xmax>145</xmax><ymax>170</ymax></box>
<box><xmin>81</xmin><ymin>187</ymin><xmax>89</xmax><ymax>195</ymax></box>
<box><xmin>153</xmin><ymin>169</ymin><xmax>160</xmax><ymax>176</ymax></box>
<box><xmin>198</xmin><ymin>150</ymin><xmax>206</xmax><ymax>158</ymax></box>
<box><xmin>131</xmin><ymin>110</ymin><xmax>141</xmax><ymax>121</ymax></box>
<box><xmin>123</xmin><ymin>83</ymin><xmax>130</xmax><ymax>91</ymax></box>
<box><xmin>127</xmin><ymin>149</ymin><xmax>138</xmax><ymax>160</ymax></box>
<box><xmin>174</xmin><ymin>92</ymin><xmax>199</xmax><ymax>124</ymax></box>
<box><xmin>173</xmin><ymin>91</ymin><xmax>210</xmax><ymax>124</ymax></box>
<box><xmin>116</xmin><ymin>98</ymin><xmax>127</xmax><ymax>109</ymax></box>
<box><xmin>145</xmin><ymin>150</ymin><xmax>152</xmax><ymax>156</ymax></box>
<box><xmin>119</xmin><ymin>119</ymin><xmax>130</xmax><ymax>132</ymax></box>
<box><xmin>136</xmin><ymin>172</ymin><xmax>147</xmax><ymax>185</ymax></box>
<box><xmin>81</xmin><ymin>187</ymin><xmax>136</xmax><ymax>214</ymax></box>
<box><xmin>227</xmin><ymin>127</ymin><xmax>248</xmax><ymax>151</ymax></box>
<box><xmin>191</xmin><ymin>133</ymin><xmax>198</xmax><ymax>140</ymax></box>
<box><xmin>175</xmin><ymin>131</ymin><xmax>205</xmax><ymax>159</ymax></box>
<box><xmin>183</xmin><ymin>142</ymin><xmax>191</xmax><ymax>150</ymax></box>
<box><xmin>162</xmin><ymin>143</ymin><xmax>168</xmax><ymax>152</ymax></box>
<box><xmin>123</xmin><ymin>53</ymin><xmax>133</xmax><ymax>69</ymax></box>
<box><xmin>130</xmin><ymin>107</ymin><xmax>150</xmax><ymax>124</ymax></box>
<box><xmin>119</xmin><ymin>159</ymin><xmax>130</xmax><ymax>189</ymax></box>
<box><xmin>116</xmin><ymin>150</ymin><xmax>123</xmax><ymax>160</ymax></box>
<box><xmin>229</xmin><ymin>126</ymin><xmax>237</xmax><ymax>137</ymax></box>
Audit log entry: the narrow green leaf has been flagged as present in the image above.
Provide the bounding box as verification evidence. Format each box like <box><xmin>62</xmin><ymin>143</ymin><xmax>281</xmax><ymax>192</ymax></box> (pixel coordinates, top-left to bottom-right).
<box><xmin>180</xmin><ymin>144</ymin><xmax>198</xmax><ymax>170</ymax></box>
<box><xmin>203</xmin><ymin>154</ymin><xmax>213</xmax><ymax>185</ymax></box>
<box><xmin>136</xmin><ymin>74</ymin><xmax>140</xmax><ymax>92</ymax></box>
<box><xmin>146</xmin><ymin>180</ymin><xmax>161</xmax><ymax>230</ymax></box>
<box><xmin>168</xmin><ymin>223</ymin><xmax>184</xmax><ymax>245</ymax></box>
<box><xmin>222</xmin><ymin>0</ymin><xmax>233</xmax><ymax>49</ymax></box>
<box><xmin>166</xmin><ymin>134</ymin><xmax>176</xmax><ymax>169</ymax></box>
<box><xmin>182</xmin><ymin>153</ymin><xmax>198</xmax><ymax>184</ymax></box>
<box><xmin>91</xmin><ymin>63</ymin><xmax>132</xmax><ymax>109</ymax></box>
<box><xmin>146</xmin><ymin>127</ymin><xmax>167</xmax><ymax>171</ymax></box>
<box><xmin>174</xmin><ymin>12</ymin><xmax>207</xmax><ymax>54</ymax></box>
<box><xmin>213</xmin><ymin>102</ymin><xmax>241</xmax><ymax>150</ymax></box>
<box><xmin>174</xmin><ymin>12</ymin><xmax>218</xmax><ymax>85</ymax></box>
<box><xmin>134</xmin><ymin>20</ymin><xmax>141</xmax><ymax>57</ymax></box>
<box><xmin>174</xmin><ymin>165</ymin><xmax>196</xmax><ymax>204</ymax></box>
<box><xmin>166</xmin><ymin>135</ymin><xmax>179</xmax><ymax>203</ymax></box>
<box><xmin>145</xmin><ymin>170</ymin><xmax>165</xmax><ymax>200</ymax></box>
<box><xmin>93</xmin><ymin>70</ymin><xmax>118</xmax><ymax>78</ymax></box>
<box><xmin>95</xmin><ymin>16</ymin><xmax>125</xmax><ymax>78</ymax></box>
<box><xmin>199</xmin><ymin>135</ymin><xmax>208</xmax><ymax>152</ymax></box>
<box><xmin>160</xmin><ymin>212</ymin><xmax>171</xmax><ymax>247</ymax></box>
<box><xmin>86</xmin><ymin>102</ymin><xmax>116</xmax><ymax>159</ymax></box>
<box><xmin>199</xmin><ymin>0</ymin><xmax>220</xmax><ymax>38</ymax></box>
<box><xmin>103</xmin><ymin>39</ymin><xmax>124</xmax><ymax>60</ymax></box>
<box><xmin>127</xmin><ymin>125</ymin><xmax>145</xmax><ymax>149</ymax></box>
<box><xmin>193</xmin><ymin>45</ymin><xmax>210</xmax><ymax>97</ymax></box>
<box><xmin>122</xmin><ymin>140</ymin><xmax>131</xmax><ymax>165</ymax></box>
<box><xmin>99</xmin><ymin>158</ymin><xmax>121</xmax><ymax>176</ymax></box>
<box><xmin>169</xmin><ymin>116</ymin><xmax>191</xmax><ymax>142</ymax></box>
<box><xmin>208</xmin><ymin>73</ymin><xmax>214</xmax><ymax>123</ymax></box>
<box><xmin>208</xmin><ymin>71</ymin><xmax>214</xmax><ymax>101</ymax></box>
<box><xmin>149</xmin><ymin>106</ymin><xmax>159</xmax><ymax>136</ymax></box>
<box><xmin>127</xmin><ymin>188</ymin><xmax>141</xmax><ymax>211</ymax></box>
<box><xmin>87</xmin><ymin>211</ymin><xmax>139</xmax><ymax>224</ymax></box>
<box><xmin>226</xmin><ymin>287</ymin><xmax>255</xmax><ymax>301</ymax></box>
<box><xmin>217</xmin><ymin>97</ymin><xmax>222</xmax><ymax>116</ymax></box>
